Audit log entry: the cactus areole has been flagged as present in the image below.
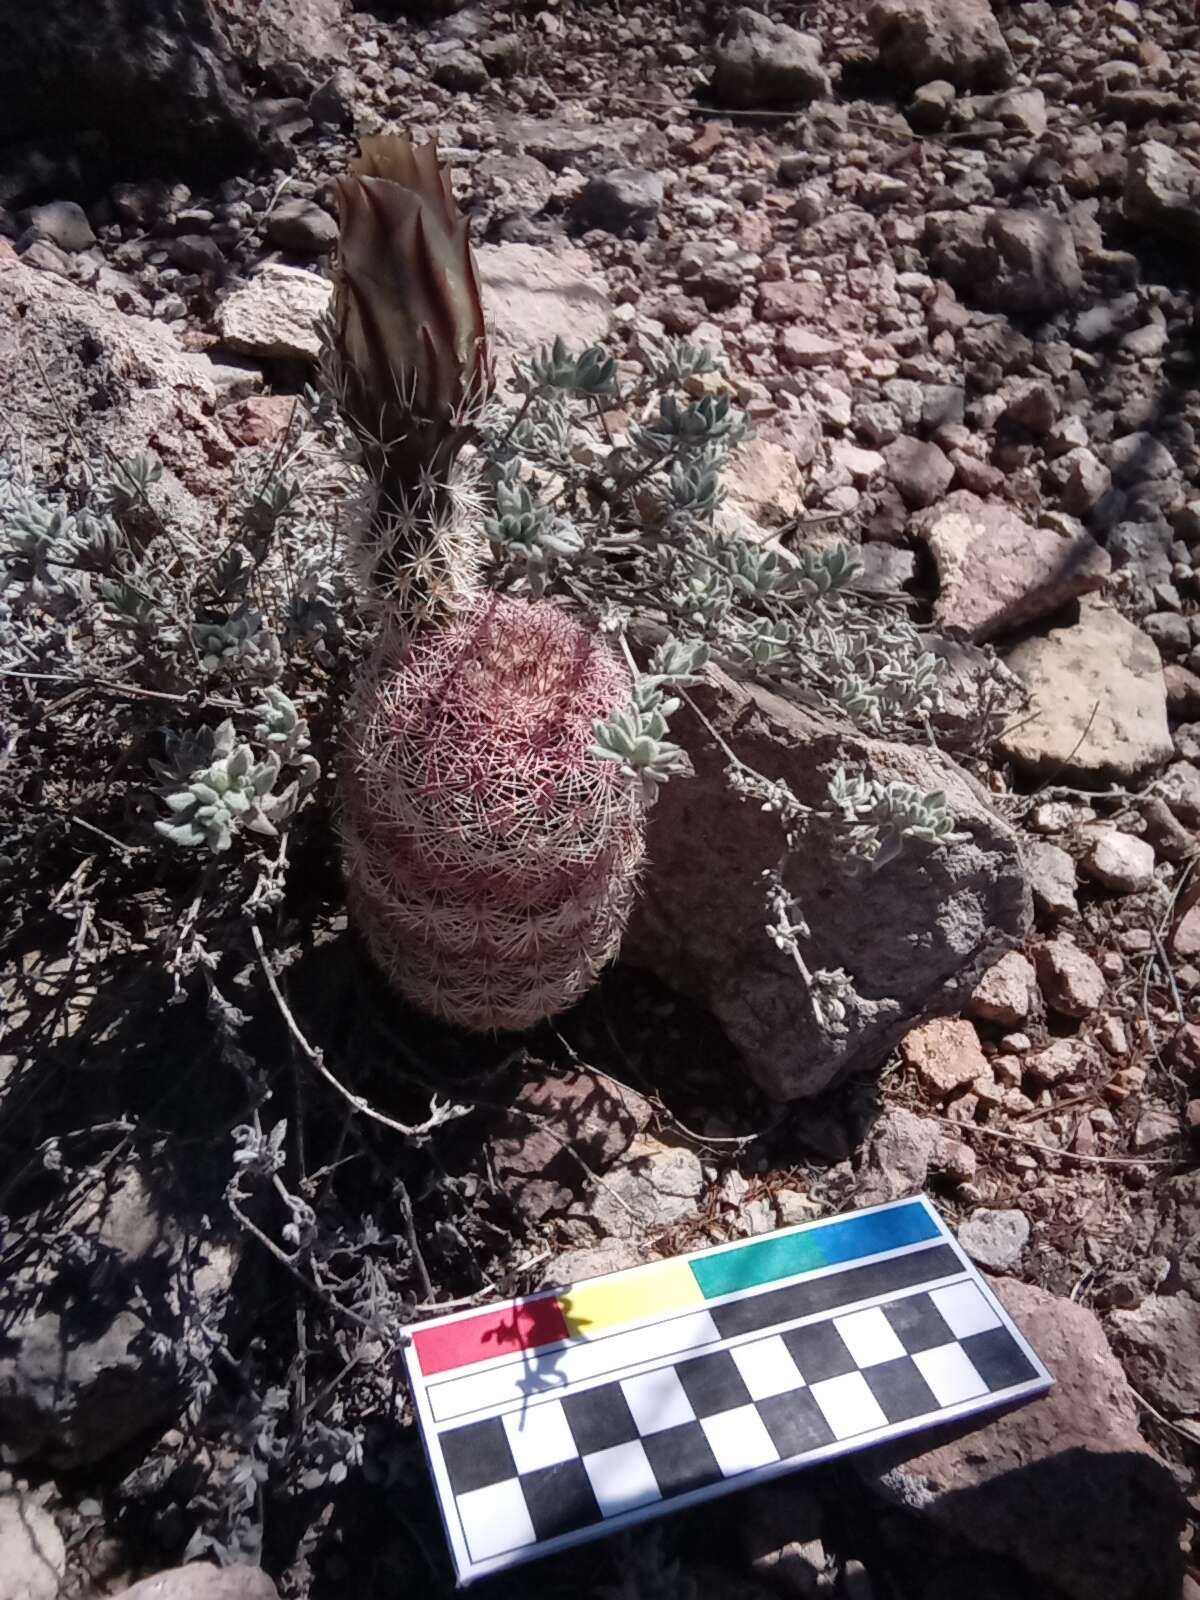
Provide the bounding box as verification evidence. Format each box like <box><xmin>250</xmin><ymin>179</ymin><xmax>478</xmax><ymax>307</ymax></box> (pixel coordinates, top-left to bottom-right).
<box><xmin>330</xmin><ymin>137</ymin><xmax>645</xmax><ymax>1031</ymax></box>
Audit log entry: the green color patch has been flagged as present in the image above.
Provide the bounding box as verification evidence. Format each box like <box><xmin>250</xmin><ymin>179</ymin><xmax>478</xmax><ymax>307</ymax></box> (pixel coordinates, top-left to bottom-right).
<box><xmin>690</xmin><ymin>1201</ymin><xmax>941</xmax><ymax>1300</ymax></box>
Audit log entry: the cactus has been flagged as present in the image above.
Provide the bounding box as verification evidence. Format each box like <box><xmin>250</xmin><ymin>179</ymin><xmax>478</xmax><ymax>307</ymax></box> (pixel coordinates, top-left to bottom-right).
<box><xmin>330</xmin><ymin>137</ymin><xmax>645</xmax><ymax>1031</ymax></box>
<box><xmin>341</xmin><ymin>594</ymin><xmax>644</xmax><ymax>1030</ymax></box>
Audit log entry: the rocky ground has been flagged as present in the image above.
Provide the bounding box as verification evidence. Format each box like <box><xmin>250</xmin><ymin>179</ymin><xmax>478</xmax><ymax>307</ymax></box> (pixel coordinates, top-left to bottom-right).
<box><xmin>1</xmin><ymin>1</ymin><xmax>1199</xmax><ymax>1598</ymax></box>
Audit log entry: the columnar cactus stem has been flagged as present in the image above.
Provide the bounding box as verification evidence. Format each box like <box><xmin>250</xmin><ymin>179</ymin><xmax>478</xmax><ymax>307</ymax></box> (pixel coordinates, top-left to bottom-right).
<box><xmin>342</xmin><ymin>594</ymin><xmax>644</xmax><ymax>1030</ymax></box>
<box><xmin>330</xmin><ymin>137</ymin><xmax>645</xmax><ymax>1030</ymax></box>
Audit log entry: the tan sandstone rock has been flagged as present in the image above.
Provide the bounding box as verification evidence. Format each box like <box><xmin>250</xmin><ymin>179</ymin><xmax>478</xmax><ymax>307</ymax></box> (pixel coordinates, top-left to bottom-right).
<box><xmin>914</xmin><ymin>491</ymin><xmax>1109</xmax><ymax>642</ymax></box>
<box><xmin>998</xmin><ymin>600</ymin><xmax>1173</xmax><ymax>781</ymax></box>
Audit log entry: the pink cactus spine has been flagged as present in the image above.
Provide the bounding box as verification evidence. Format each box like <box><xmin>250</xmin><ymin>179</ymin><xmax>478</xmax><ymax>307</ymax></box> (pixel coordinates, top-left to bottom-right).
<box><xmin>342</xmin><ymin>593</ymin><xmax>645</xmax><ymax>1031</ymax></box>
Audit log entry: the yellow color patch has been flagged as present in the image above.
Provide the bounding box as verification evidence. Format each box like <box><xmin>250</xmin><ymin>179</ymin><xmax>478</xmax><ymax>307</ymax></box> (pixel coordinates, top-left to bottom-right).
<box><xmin>558</xmin><ymin>1258</ymin><xmax>703</xmax><ymax>1338</ymax></box>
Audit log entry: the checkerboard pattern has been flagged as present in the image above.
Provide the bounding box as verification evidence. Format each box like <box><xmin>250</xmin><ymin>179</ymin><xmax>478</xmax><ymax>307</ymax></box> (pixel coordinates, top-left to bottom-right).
<box><xmin>404</xmin><ymin>1199</ymin><xmax>1052</xmax><ymax>1583</ymax></box>
<box><xmin>433</xmin><ymin>1281</ymin><xmax>1041</xmax><ymax>1569</ymax></box>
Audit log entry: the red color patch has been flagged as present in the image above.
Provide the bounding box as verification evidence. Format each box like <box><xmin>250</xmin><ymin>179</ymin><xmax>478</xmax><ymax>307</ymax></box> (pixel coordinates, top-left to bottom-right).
<box><xmin>413</xmin><ymin>1296</ymin><xmax>571</xmax><ymax>1376</ymax></box>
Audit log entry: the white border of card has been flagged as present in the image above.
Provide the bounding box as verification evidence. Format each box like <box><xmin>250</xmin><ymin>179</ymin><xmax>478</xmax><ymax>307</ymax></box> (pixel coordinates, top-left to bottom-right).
<box><xmin>403</xmin><ymin>1195</ymin><xmax>1053</xmax><ymax>1586</ymax></box>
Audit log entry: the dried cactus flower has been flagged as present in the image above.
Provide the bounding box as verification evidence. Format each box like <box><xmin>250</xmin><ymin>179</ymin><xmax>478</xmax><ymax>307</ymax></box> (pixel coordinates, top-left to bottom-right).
<box><xmin>330</xmin><ymin>136</ymin><xmax>645</xmax><ymax>1031</ymax></box>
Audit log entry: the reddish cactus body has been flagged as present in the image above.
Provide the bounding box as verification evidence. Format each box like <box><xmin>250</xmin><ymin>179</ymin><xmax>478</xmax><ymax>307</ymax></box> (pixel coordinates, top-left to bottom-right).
<box><xmin>342</xmin><ymin>594</ymin><xmax>644</xmax><ymax>1031</ymax></box>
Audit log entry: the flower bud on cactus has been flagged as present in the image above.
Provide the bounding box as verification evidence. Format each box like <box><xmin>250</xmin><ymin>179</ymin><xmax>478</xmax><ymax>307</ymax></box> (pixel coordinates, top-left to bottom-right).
<box><xmin>330</xmin><ymin>136</ymin><xmax>646</xmax><ymax>1031</ymax></box>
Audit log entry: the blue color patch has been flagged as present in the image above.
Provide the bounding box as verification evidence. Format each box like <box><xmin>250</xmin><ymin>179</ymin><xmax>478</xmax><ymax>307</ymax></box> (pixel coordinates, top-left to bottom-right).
<box><xmin>690</xmin><ymin>1201</ymin><xmax>942</xmax><ymax>1300</ymax></box>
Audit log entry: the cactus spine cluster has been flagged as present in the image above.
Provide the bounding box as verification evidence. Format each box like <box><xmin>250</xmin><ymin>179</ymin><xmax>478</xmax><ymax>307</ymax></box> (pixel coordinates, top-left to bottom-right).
<box><xmin>330</xmin><ymin>137</ymin><xmax>645</xmax><ymax>1031</ymax></box>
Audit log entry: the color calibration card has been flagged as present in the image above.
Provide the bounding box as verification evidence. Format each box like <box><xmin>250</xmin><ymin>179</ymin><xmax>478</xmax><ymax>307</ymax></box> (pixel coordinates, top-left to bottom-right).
<box><xmin>404</xmin><ymin>1195</ymin><xmax>1052</xmax><ymax>1584</ymax></box>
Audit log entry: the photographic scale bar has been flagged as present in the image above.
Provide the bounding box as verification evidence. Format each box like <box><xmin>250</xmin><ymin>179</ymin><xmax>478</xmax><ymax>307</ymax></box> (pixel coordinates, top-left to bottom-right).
<box><xmin>403</xmin><ymin>1195</ymin><xmax>1052</xmax><ymax>1584</ymax></box>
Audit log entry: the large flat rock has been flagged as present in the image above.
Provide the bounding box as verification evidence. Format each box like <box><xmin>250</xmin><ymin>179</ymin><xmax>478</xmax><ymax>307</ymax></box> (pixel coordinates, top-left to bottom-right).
<box><xmin>214</xmin><ymin>244</ymin><xmax>612</xmax><ymax>388</ymax></box>
<box><xmin>0</xmin><ymin>242</ymin><xmax>230</xmax><ymax>527</ymax></box>
<box><xmin>216</xmin><ymin>262</ymin><xmax>331</xmax><ymax>360</ymax></box>
<box><xmin>475</xmin><ymin>241</ymin><xmax>612</xmax><ymax>386</ymax></box>
<box><xmin>1124</xmin><ymin>139</ymin><xmax>1200</xmax><ymax>250</ymax></box>
<box><xmin>914</xmin><ymin>491</ymin><xmax>1109</xmax><ymax>642</ymax></box>
<box><xmin>869</xmin><ymin>0</ymin><xmax>1014</xmax><ymax>89</ymax></box>
<box><xmin>626</xmin><ymin>671</ymin><xmax>1030</xmax><ymax>1100</ymax></box>
<box><xmin>997</xmin><ymin>599</ymin><xmax>1173</xmax><ymax>781</ymax></box>
<box><xmin>0</xmin><ymin>0</ymin><xmax>257</xmax><ymax>166</ymax></box>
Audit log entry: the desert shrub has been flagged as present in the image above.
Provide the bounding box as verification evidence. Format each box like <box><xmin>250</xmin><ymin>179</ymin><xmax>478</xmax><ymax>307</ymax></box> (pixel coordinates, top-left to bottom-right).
<box><xmin>0</xmin><ymin>400</ymin><xmax>358</xmax><ymax>910</ymax></box>
<box><xmin>1</xmin><ymin>333</ymin><xmax>958</xmax><ymax>1033</ymax></box>
<box><xmin>466</xmin><ymin>334</ymin><xmax>959</xmax><ymax>1026</ymax></box>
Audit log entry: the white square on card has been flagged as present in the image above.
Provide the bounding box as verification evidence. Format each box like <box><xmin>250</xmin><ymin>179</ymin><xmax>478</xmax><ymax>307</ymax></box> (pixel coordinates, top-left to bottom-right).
<box><xmin>701</xmin><ymin>1404</ymin><xmax>781</xmax><ymax>1477</ymax></box>
<box><xmin>809</xmin><ymin>1371</ymin><xmax>889</xmax><ymax>1440</ymax></box>
<box><xmin>620</xmin><ymin>1366</ymin><xmax>696</xmax><ymax>1435</ymax></box>
<box><xmin>913</xmin><ymin>1342</ymin><xmax>989</xmax><ymax>1407</ymax></box>
<box><xmin>502</xmin><ymin>1399</ymin><xmax>577</xmax><ymax>1475</ymax></box>
<box><xmin>930</xmin><ymin>1281</ymin><xmax>1002</xmax><ymax>1339</ymax></box>
<box><xmin>730</xmin><ymin>1335</ymin><xmax>803</xmax><ymax>1400</ymax></box>
<box><xmin>833</xmin><ymin>1307</ymin><xmax>907</xmax><ymax>1368</ymax></box>
<box><xmin>583</xmin><ymin>1440</ymin><xmax>662</xmax><ymax>1517</ymax></box>
<box><xmin>456</xmin><ymin>1478</ymin><xmax>537</xmax><ymax>1564</ymax></box>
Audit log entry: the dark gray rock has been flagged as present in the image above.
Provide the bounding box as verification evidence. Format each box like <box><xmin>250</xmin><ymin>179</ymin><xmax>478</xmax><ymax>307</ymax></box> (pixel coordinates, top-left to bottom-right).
<box><xmin>908</xmin><ymin>79</ymin><xmax>957</xmax><ymax>131</ymax></box>
<box><xmin>1109</xmin><ymin>431</ymin><xmax>1177</xmax><ymax>487</ymax></box>
<box><xmin>1073</xmin><ymin>292</ymin><xmax>1141</xmax><ymax>348</ymax></box>
<box><xmin>479</xmin><ymin>35</ymin><xmax>522</xmax><ymax>79</ymax></box>
<box><xmin>869</xmin><ymin>0</ymin><xmax>1014</xmax><ymax>90</ymax></box>
<box><xmin>170</xmin><ymin>234</ymin><xmax>226</xmax><ymax>274</ymax></box>
<box><xmin>1046</xmin><ymin>446</ymin><xmax>1111</xmax><ymax>516</ymax></box>
<box><xmin>1143</xmin><ymin>611</ymin><xmax>1193</xmax><ymax>658</ymax></box>
<box><xmin>110</xmin><ymin>179</ymin><xmax>192</xmax><ymax>231</ymax></box>
<box><xmin>0</xmin><ymin>133</ymin><xmax>110</xmax><ymax>210</ymax></box>
<box><xmin>0</xmin><ymin>0</ymin><xmax>258</xmax><ymax>167</ymax></box>
<box><xmin>1108</xmin><ymin>519</ymin><xmax>1175</xmax><ymax>593</ymax></box>
<box><xmin>254</xmin><ymin>0</ymin><xmax>348</xmax><ymax>97</ymax></box>
<box><xmin>431</xmin><ymin>48</ymin><xmax>488</xmax><ymax>93</ymax></box>
<box><xmin>265</xmin><ymin>197</ymin><xmax>337</xmax><ymax>256</ymax></box>
<box><xmin>0</xmin><ymin>1165</ymin><xmax>239</xmax><ymax>1468</ymax></box>
<box><xmin>19</xmin><ymin>198</ymin><xmax>95</xmax><ymax>252</ymax></box>
<box><xmin>625</xmin><ymin>670</ymin><xmax>1030</xmax><ymax>1100</ymax></box>
<box><xmin>712</xmin><ymin>7</ymin><xmax>830</xmax><ymax>110</ymax></box>
<box><xmin>883</xmin><ymin>435</ymin><xmax>955</xmax><ymax>508</ymax></box>
<box><xmin>926</xmin><ymin>208</ymin><xmax>1082</xmax><ymax>315</ymax></box>
<box><xmin>384</xmin><ymin>0</ymin><xmax>468</xmax><ymax>15</ymax></box>
<box><xmin>308</xmin><ymin>65</ymin><xmax>357</xmax><ymax>129</ymax></box>
<box><xmin>573</xmin><ymin>168</ymin><xmax>663</xmax><ymax>240</ymax></box>
<box><xmin>495</xmin><ymin>114</ymin><xmax>666</xmax><ymax>178</ymax></box>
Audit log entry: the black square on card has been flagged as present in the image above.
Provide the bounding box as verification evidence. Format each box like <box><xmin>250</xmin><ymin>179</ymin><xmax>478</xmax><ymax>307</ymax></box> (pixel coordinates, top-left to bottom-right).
<box><xmin>782</xmin><ymin>1320</ymin><xmax>855</xmax><ymax>1384</ymax></box>
<box><xmin>520</xmin><ymin>1458</ymin><xmax>603</xmax><ymax>1541</ymax></box>
<box><xmin>883</xmin><ymin>1293</ymin><xmax>955</xmax><ymax>1355</ymax></box>
<box><xmin>960</xmin><ymin>1327</ymin><xmax>1038</xmax><ymax>1392</ymax></box>
<box><xmin>562</xmin><ymin>1382</ymin><xmax>639</xmax><ymax>1455</ymax></box>
<box><xmin>641</xmin><ymin>1422</ymin><xmax>723</xmax><ymax>1499</ymax></box>
<box><xmin>756</xmin><ymin>1388</ymin><xmax>835</xmax><ymax>1460</ymax></box>
<box><xmin>862</xmin><ymin>1356</ymin><xmax>939</xmax><ymax>1424</ymax></box>
<box><xmin>675</xmin><ymin>1350</ymin><xmax>752</xmax><ymax>1418</ymax></box>
<box><xmin>438</xmin><ymin>1416</ymin><xmax>516</xmax><ymax>1494</ymax></box>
